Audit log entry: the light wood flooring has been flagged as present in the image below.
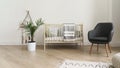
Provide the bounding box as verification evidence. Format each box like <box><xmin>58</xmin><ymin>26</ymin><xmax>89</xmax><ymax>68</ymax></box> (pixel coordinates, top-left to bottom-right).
<box><xmin>0</xmin><ymin>45</ymin><xmax>119</xmax><ymax>68</ymax></box>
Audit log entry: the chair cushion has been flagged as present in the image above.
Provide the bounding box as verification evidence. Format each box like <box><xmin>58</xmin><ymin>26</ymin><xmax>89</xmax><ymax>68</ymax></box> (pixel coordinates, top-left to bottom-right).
<box><xmin>89</xmin><ymin>37</ymin><xmax>108</xmax><ymax>44</ymax></box>
<box><xmin>92</xmin><ymin>37</ymin><xmax>107</xmax><ymax>41</ymax></box>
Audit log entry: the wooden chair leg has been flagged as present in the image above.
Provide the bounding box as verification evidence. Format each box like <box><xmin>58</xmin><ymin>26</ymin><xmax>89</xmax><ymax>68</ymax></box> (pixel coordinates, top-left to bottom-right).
<box><xmin>105</xmin><ymin>44</ymin><xmax>109</xmax><ymax>57</ymax></box>
<box><xmin>97</xmin><ymin>44</ymin><xmax>99</xmax><ymax>52</ymax></box>
<box><xmin>89</xmin><ymin>43</ymin><xmax>93</xmax><ymax>54</ymax></box>
<box><xmin>107</xmin><ymin>43</ymin><xmax>112</xmax><ymax>53</ymax></box>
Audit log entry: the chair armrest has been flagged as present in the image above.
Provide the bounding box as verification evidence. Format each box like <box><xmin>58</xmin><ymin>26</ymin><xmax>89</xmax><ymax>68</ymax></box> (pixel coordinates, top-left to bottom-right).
<box><xmin>108</xmin><ymin>30</ymin><xmax>114</xmax><ymax>42</ymax></box>
<box><xmin>88</xmin><ymin>30</ymin><xmax>95</xmax><ymax>39</ymax></box>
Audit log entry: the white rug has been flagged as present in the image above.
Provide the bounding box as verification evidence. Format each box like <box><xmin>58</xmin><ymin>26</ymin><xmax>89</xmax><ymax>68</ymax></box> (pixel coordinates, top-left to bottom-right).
<box><xmin>59</xmin><ymin>60</ymin><xmax>113</xmax><ymax>68</ymax></box>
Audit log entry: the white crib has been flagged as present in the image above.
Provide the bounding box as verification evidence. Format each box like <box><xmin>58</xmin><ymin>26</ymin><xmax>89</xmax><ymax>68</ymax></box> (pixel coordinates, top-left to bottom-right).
<box><xmin>44</xmin><ymin>23</ymin><xmax>83</xmax><ymax>51</ymax></box>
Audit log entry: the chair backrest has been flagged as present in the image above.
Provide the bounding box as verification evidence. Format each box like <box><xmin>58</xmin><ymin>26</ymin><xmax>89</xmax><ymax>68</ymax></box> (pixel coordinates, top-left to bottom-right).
<box><xmin>94</xmin><ymin>23</ymin><xmax>113</xmax><ymax>37</ymax></box>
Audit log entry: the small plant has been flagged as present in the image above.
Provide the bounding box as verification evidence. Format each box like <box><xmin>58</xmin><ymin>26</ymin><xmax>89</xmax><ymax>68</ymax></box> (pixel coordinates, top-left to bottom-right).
<box><xmin>22</xmin><ymin>18</ymin><xmax>44</xmax><ymax>42</ymax></box>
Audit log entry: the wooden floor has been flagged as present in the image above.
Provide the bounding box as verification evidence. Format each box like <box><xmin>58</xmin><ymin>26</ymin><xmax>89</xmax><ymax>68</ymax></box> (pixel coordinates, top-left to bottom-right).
<box><xmin>0</xmin><ymin>45</ymin><xmax>119</xmax><ymax>68</ymax></box>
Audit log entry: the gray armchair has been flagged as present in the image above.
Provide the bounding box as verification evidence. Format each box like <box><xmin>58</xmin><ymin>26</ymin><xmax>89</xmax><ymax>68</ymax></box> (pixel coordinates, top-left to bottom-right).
<box><xmin>88</xmin><ymin>23</ymin><xmax>114</xmax><ymax>57</ymax></box>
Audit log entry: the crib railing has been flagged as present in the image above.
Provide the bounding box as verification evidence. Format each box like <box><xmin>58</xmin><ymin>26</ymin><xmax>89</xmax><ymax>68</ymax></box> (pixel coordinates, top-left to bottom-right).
<box><xmin>44</xmin><ymin>24</ymin><xmax>63</xmax><ymax>42</ymax></box>
<box><xmin>44</xmin><ymin>24</ymin><xmax>83</xmax><ymax>51</ymax></box>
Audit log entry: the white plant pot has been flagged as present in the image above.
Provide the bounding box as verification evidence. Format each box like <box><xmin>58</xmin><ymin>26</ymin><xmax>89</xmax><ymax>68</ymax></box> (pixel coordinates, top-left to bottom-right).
<box><xmin>27</xmin><ymin>42</ymin><xmax>36</xmax><ymax>51</ymax></box>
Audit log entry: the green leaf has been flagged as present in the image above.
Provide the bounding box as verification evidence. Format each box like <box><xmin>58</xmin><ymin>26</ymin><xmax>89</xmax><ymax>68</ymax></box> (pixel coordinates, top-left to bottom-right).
<box><xmin>23</xmin><ymin>18</ymin><xmax>44</xmax><ymax>41</ymax></box>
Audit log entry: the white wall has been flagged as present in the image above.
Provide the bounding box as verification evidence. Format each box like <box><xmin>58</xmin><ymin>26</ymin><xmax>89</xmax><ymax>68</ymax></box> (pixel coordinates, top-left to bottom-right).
<box><xmin>0</xmin><ymin>0</ymin><xmax>25</xmax><ymax>45</ymax></box>
<box><xmin>0</xmin><ymin>0</ymin><xmax>117</xmax><ymax>45</ymax></box>
<box><xmin>27</xmin><ymin>0</ymin><xmax>110</xmax><ymax>45</ymax></box>
<box><xmin>112</xmin><ymin>0</ymin><xmax>120</xmax><ymax>46</ymax></box>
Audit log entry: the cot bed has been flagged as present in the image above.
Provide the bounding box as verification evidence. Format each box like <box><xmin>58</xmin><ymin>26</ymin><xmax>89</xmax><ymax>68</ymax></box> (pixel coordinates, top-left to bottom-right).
<box><xmin>44</xmin><ymin>23</ymin><xmax>84</xmax><ymax>51</ymax></box>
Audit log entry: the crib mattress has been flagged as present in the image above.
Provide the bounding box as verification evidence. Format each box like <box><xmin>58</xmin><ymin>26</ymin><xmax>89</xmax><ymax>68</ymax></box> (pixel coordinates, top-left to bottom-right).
<box><xmin>45</xmin><ymin>37</ymin><xmax>82</xmax><ymax>43</ymax></box>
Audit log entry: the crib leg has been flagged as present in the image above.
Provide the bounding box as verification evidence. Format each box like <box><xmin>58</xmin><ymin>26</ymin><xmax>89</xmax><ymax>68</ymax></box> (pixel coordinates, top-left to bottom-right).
<box><xmin>44</xmin><ymin>43</ymin><xmax>46</xmax><ymax>52</ymax></box>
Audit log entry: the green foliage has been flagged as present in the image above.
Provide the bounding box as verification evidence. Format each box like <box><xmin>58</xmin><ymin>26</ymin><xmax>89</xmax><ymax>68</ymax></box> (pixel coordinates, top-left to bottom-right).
<box><xmin>23</xmin><ymin>18</ymin><xmax>44</xmax><ymax>42</ymax></box>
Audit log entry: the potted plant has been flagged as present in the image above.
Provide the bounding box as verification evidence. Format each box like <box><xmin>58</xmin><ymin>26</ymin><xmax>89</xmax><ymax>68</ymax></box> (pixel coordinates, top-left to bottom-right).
<box><xmin>22</xmin><ymin>18</ymin><xmax>44</xmax><ymax>51</ymax></box>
